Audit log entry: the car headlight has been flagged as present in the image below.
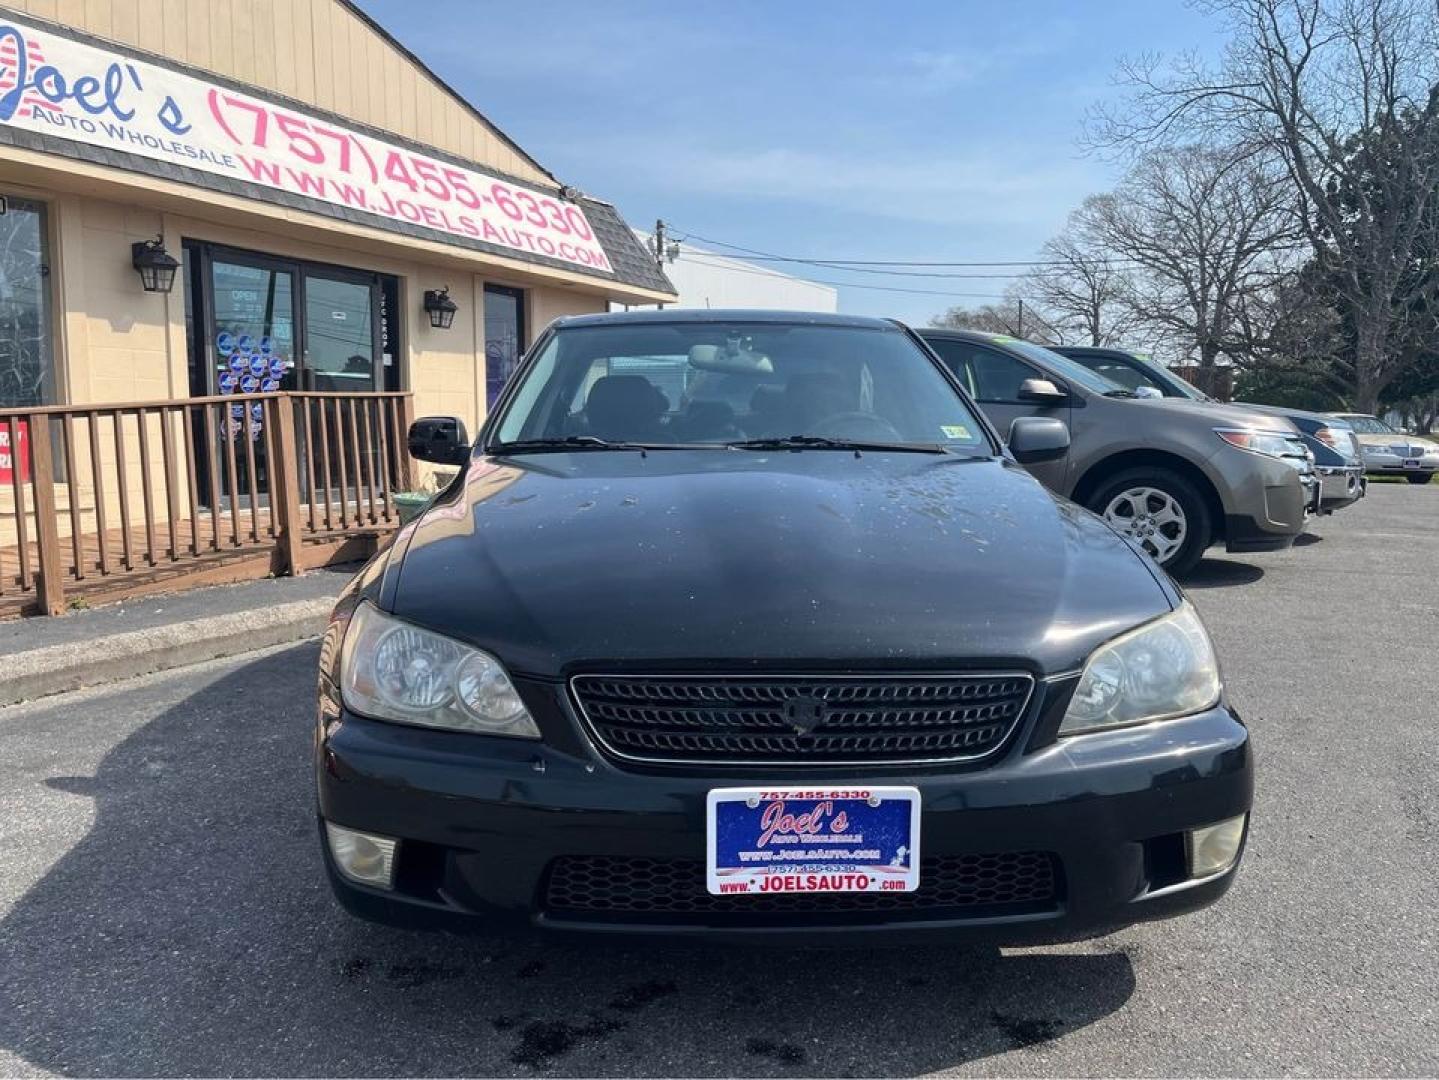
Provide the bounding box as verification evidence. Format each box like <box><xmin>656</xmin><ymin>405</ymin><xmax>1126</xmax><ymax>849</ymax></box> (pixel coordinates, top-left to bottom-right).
<box><xmin>339</xmin><ymin>601</ymin><xmax>539</xmax><ymax>737</ymax></box>
<box><xmin>1215</xmin><ymin>428</ymin><xmax>1310</xmax><ymax>470</ymax></box>
<box><xmin>1060</xmin><ymin>603</ymin><xmax>1221</xmax><ymax>736</ymax></box>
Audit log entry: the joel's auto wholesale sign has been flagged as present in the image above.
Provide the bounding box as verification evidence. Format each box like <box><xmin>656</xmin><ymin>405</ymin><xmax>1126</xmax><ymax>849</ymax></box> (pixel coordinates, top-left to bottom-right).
<box><xmin>0</xmin><ymin>18</ymin><xmax>610</xmax><ymax>272</ymax></box>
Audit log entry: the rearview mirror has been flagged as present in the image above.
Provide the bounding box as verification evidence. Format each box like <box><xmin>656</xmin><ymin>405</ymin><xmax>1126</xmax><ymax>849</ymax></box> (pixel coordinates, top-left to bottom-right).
<box><xmin>1008</xmin><ymin>417</ymin><xmax>1070</xmax><ymax>464</ymax></box>
<box><xmin>1018</xmin><ymin>377</ymin><xmax>1067</xmax><ymax>404</ymax></box>
<box><xmin>408</xmin><ymin>415</ymin><xmax>471</xmax><ymax>466</ymax></box>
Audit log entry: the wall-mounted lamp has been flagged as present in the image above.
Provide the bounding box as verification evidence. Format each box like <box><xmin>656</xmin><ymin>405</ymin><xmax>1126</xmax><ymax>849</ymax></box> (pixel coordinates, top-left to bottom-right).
<box><xmin>131</xmin><ymin>235</ymin><xmax>180</xmax><ymax>293</ymax></box>
<box><xmin>423</xmin><ymin>286</ymin><xmax>458</xmax><ymax>330</ymax></box>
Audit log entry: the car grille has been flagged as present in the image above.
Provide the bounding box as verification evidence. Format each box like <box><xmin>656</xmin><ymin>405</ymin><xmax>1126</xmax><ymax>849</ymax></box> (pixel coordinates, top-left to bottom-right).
<box><xmin>543</xmin><ymin>853</ymin><xmax>1060</xmax><ymax>922</ymax></box>
<box><xmin>569</xmin><ymin>674</ymin><xmax>1034</xmax><ymax>765</ymax></box>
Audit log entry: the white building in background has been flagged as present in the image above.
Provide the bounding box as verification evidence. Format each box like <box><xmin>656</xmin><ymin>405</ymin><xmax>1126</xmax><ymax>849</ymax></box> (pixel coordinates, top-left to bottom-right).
<box><xmin>614</xmin><ymin>234</ymin><xmax>838</xmax><ymax>313</ymax></box>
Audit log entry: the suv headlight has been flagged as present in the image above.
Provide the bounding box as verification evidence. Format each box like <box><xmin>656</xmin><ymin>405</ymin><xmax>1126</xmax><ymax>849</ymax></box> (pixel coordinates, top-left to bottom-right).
<box><xmin>339</xmin><ymin>601</ymin><xmax>539</xmax><ymax>737</ymax></box>
<box><xmin>1215</xmin><ymin>428</ymin><xmax>1310</xmax><ymax>471</ymax></box>
<box><xmin>1060</xmin><ymin>603</ymin><xmax>1221</xmax><ymax>735</ymax></box>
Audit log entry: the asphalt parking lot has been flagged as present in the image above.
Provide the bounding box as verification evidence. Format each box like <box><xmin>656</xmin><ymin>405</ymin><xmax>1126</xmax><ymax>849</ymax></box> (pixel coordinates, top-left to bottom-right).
<box><xmin>0</xmin><ymin>483</ymin><xmax>1435</xmax><ymax>1077</ymax></box>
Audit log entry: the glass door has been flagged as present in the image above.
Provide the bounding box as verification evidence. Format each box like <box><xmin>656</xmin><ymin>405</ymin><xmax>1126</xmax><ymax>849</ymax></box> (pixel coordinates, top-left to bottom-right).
<box><xmin>300</xmin><ymin>272</ymin><xmax>378</xmax><ymax>392</ymax></box>
<box><xmin>484</xmin><ymin>285</ymin><xmax>525</xmax><ymax>409</ymax></box>
<box><xmin>0</xmin><ymin>196</ymin><xmax>54</xmax><ymax>410</ymax></box>
<box><xmin>204</xmin><ymin>256</ymin><xmax>298</xmax><ymax>511</ymax></box>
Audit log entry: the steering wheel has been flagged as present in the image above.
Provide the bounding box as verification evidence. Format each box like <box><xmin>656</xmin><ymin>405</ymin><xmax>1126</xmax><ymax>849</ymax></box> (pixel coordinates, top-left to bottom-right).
<box><xmin>812</xmin><ymin>411</ymin><xmax>904</xmax><ymax>441</ymax></box>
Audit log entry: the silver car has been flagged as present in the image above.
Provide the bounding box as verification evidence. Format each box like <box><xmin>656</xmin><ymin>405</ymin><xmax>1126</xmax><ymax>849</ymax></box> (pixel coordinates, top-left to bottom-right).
<box><xmin>1332</xmin><ymin>413</ymin><xmax>1439</xmax><ymax>484</ymax></box>
<box><xmin>919</xmin><ymin>330</ymin><xmax>1318</xmax><ymax>576</ymax></box>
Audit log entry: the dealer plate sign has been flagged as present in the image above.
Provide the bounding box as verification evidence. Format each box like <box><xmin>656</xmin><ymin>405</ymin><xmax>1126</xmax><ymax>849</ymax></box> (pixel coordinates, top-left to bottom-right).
<box><xmin>705</xmin><ymin>787</ymin><xmax>920</xmax><ymax>896</ymax></box>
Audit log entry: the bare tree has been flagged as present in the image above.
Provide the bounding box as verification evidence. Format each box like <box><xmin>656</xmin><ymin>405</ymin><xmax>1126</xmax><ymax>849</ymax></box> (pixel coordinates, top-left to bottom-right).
<box><xmin>1018</xmin><ymin>200</ymin><xmax>1138</xmax><ymax>346</ymax></box>
<box><xmin>1090</xmin><ymin>0</ymin><xmax>1439</xmax><ymax>411</ymax></box>
<box><xmin>930</xmin><ymin>297</ymin><xmax>1061</xmax><ymax>342</ymax></box>
<box><xmin>1080</xmin><ymin>146</ymin><xmax>1302</xmax><ymax>368</ymax></box>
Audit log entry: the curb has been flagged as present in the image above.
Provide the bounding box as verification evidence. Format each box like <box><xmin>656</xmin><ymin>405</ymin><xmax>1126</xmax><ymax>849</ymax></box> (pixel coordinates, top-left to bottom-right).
<box><xmin>2</xmin><ymin>597</ymin><xmax>334</xmax><ymax>707</ymax></box>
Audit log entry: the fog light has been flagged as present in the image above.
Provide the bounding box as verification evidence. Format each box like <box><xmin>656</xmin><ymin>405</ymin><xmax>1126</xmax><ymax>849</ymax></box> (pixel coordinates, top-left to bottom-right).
<box><xmin>1186</xmin><ymin>814</ymin><xmax>1247</xmax><ymax>878</ymax></box>
<box><xmin>325</xmin><ymin>822</ymin><xmax>398</xmax><ymax>889</ymax></box>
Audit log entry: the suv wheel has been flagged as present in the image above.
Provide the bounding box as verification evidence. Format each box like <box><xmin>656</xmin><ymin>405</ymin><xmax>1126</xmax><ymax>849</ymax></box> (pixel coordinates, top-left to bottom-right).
<box><xmin>1405</xmin><ymin>472</ymin><xmax>1432</xmax><ymax>485</ymax></box>
<box><xmin>1087</xmin><ymin>467</ymin><xmax>1212</xmax><ymax>576</ymax></box>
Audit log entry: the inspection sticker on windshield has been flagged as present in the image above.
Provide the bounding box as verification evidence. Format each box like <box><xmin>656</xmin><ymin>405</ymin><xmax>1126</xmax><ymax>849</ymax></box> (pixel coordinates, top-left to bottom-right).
<box><xmin>941</xmin><ymin>424</ymin><xmax>973</xmax><ymax>440</ymax></box>
<box><xmin>706</xmin><ymin>787</ymin><xmax>920</xmax><ymax>895</ymax></box>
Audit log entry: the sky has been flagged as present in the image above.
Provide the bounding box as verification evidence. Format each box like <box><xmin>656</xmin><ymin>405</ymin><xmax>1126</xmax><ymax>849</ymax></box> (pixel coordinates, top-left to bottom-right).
<box><xmin>355</xmin><ymin>0</ymin><xmax>1228</xmax><ymax>325</ymax></box>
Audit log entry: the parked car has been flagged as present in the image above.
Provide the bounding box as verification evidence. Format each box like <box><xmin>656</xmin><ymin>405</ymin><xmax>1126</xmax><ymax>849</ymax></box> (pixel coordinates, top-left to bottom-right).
<box><xmin>918</xmin><ymin>330</ymin><xmax>1318</xmax><ymax>576</ymax></box>
<box><xmin>1051</xmin><ymin>347</ymin><xmax>1366</xmax><ymax>513</ymax></box>
<box><xmin>316</xmin><ymin>309</ymin><xmax>1252</xmax><ymax>945</ymax></box>
<box><xmin>1331</xmin><ymin>413</ymin><xmax>1439</xmax><ymax>484</ymax></box>
<box><xmin>1234</xmin><ymin>407</ymin><xmax>1365</xmax><ymax>513</ymax></box>
<box><xmin>1049</xmin><ymin>345</ymin><xmax>1210</xmax><ymax>403</ymax></box>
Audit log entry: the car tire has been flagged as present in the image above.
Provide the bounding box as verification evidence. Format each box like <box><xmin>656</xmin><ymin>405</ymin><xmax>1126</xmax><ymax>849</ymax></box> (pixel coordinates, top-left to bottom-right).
<box><xmin>1405</xmin><ymin>473</ymin><xmax>1432</xmax><ymax>485</ymax></box>
<box><xmin>1086</xmin><ymin>467</ymin><xmax>1212</xmax><ymax>576</ymax></box>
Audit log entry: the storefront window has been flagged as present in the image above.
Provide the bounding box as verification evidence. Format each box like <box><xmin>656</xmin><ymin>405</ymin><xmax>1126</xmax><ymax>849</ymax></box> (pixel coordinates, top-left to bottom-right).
<box><xmin>183</xmin><ymin>243</ymin><xmax>397</xmax><ymax>510</ymax></box>
<box><xmin>0</xmin><ymin>197</ymin><xmax>54</xmax><ymax>408</ymax></box>
<box><xmin>484</xmin><ymin>285</ymin><xmax>525</xmax><ymax>408</ymax></box>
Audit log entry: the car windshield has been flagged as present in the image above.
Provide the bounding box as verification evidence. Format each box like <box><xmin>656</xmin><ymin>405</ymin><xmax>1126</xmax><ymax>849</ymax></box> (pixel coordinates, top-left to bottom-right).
<box><xmin>491</xmin><ymin>321</ymin><xmax>994</xmax><ymax>452</ymax></box>
<box><xmin>1343</xmin><ymin>415</ymin><xmax>1395</xmax><ymax>435</ymax></box>
<box><xmin>985</xmin><ymin>337</ymin><xmax>1130</xmax><ymax>395</ymax></box>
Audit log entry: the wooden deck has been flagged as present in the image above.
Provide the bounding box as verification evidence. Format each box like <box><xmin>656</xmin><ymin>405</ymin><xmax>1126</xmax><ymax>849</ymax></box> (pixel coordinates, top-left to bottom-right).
<box><xmin>0</xmin><ymin>505</ymin><xmax>393</xmax><ymax>618</ymax></box>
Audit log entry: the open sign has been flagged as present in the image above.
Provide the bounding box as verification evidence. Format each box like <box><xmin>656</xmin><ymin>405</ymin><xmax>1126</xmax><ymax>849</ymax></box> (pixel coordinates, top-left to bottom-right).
<box><xmin>0</xmin><ymin>420</ymin><xmax>30</xmax><ymax>484</ymax></box>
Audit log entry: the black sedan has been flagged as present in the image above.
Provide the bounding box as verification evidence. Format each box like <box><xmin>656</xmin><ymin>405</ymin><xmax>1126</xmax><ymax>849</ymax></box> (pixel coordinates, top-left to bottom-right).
<box><xmin>315</xmin><ymin>310</ymin><xmax>1251</xmax><ymax>944</ymax></box>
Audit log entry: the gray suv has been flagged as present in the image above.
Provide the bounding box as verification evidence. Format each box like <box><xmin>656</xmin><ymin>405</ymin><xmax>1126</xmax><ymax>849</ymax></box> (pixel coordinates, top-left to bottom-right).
<box><xmin>918</xmin><ymin>329</ymin><xmax>1317</xmax><ymax>575</ymax></box>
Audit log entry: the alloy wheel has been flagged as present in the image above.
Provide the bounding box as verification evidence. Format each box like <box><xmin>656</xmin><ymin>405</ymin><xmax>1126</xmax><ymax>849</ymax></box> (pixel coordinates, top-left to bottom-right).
<box><xmin>1102</xmin><ymin>485</ymin><xmax>1188</xmax><ymax>565</ymax></box>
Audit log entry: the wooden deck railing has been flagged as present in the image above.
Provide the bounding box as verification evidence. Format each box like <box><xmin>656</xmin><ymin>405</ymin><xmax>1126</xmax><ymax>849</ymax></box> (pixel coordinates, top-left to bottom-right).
<box><xmin>0</xmin><ymin>391</ymin><xmax>414</xmax><ymax>616</ymax></box>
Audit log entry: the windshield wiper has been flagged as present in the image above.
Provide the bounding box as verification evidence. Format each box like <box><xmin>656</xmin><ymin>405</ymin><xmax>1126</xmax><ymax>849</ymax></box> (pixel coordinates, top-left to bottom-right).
<box><xmin>489</xmin><ymin>435</ymin><xmax>651</xmax><ymax>456</ymax></box>
<box><xmin>725</xmin><ymin>435</ymin><xmax>949</xmax><ymax>455</ymax></box>
<box><xmin>1102</xmin><ymin>389</ymin><xmax>1140</xmax><ymax>398</ymax></box>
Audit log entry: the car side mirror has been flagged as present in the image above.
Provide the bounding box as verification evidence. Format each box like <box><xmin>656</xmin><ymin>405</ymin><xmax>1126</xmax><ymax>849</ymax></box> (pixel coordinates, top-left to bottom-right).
<box><xmin>408</xmin><ymin>415</ymin><xmax>470</xmax><ymax>466</ymax></box>
<box><xmin>1133</xmin><ymin>385</ymin><xmax>1164</xmax><ymax>400</ymax></box>
<box><xmin>1018</xmin><ymin>377</ymin><xmax>1067</xmax><ymax>404</ymax></box>
<box><xmin>1008</xmin><ymin>416</ymin><xmax>1070</xmax><ymax>464</ymax></box>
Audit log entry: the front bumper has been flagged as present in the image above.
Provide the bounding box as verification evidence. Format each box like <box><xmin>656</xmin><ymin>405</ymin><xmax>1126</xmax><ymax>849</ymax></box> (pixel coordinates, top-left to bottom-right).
<box><xmin>1363</xmin><ymin>450</ymin><xmax>1439</xmax><ymax>475</ymax></box>
<box><xmin>316</xmin><ymin>691</ymin><xmax>1253</xmax><ymax>945</ymax></box>
<box><xmin>1210</xmin><ymin>444</ymin><xmax>1312</xmax><ymax>552</ymax></box>
<box><xmin>1317</xmin><ymin>464</ymin><xmax>1365</xmax><ymax>512</ymax></box>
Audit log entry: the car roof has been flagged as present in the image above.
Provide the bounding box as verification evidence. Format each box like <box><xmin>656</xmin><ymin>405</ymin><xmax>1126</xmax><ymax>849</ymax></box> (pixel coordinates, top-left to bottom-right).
<box><xmin>555</xmin><ymin>309</ymin><xmax>901</xmax><ymax>330</ymax></box>
<box><xmin>916</xmin><ymin>327</ymin><xmax>1008</xmax><ymax>343</ymax></box>
<box><xmin>1047</xmin><ymin>345</ymin><xmax>1143</xmax><ymax>358</ymax></box>
<box><xmin>1330</xmin><ymin>412</ymin><xmax>1375</xmax><ymax>420</ymax></box>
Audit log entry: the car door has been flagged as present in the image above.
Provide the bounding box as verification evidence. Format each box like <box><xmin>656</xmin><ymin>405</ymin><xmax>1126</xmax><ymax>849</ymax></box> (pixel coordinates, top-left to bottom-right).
<box><xmin>925</xmin><ymin>337</ymin><xmax>1072</xmax><ymax>490</ymax></box>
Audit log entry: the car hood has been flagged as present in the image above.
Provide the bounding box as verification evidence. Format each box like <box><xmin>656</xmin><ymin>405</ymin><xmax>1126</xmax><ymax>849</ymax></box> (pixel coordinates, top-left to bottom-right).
<box><xmin>1129</xmin><ymin>396</ymin><xmax>1301</xmax><ymax>433</ymax></box>
<box><xmin>1352</xmin><ymin>432</ymin><xmax>1438</xmax><ymax>451</ymax></box>
<box><xmin>388</xmin><ymin>451</ymin><xmax>1174</xmax><ymax>679</ymax></box>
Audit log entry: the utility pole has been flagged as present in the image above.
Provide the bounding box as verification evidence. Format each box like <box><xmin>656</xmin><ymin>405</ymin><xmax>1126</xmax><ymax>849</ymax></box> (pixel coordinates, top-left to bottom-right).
<box><xmin>1017</xmin><ymin>297</ymin><xmax>1024</xmax><ymax>339</ymax></box>
<box><xmin>653</xmin><ymin>219</ymin><xmax>668</xmax><ymax>310</ymax></box>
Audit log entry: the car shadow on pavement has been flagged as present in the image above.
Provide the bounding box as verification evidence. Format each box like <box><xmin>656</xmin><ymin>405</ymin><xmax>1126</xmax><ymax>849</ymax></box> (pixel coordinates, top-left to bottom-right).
<box><xmin>1181</xmin><ymin>557</ymin><xmax>1265</xmax><ymax>589</ymax></box>
<box><xmin>0</xmin><ymin>646</ymin><xmax>1135</xmax><ymax>1077</ymax></box>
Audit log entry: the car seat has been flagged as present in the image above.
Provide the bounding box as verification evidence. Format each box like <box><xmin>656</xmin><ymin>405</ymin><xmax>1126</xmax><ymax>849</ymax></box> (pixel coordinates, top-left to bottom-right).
<box><xmin>586</xmin><ymin>375</ymin><xmax>668</xmax><ymax>440</ymax></box>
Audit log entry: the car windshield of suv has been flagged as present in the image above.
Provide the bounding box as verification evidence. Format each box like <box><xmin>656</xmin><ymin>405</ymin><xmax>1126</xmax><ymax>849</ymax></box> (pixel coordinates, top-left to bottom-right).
<box><xmin>1344</xmin><ymin>415</ymin><xmax>1395</xmax><ymax>434</ymax></box>
<box><xmin>492</xmin><ymin>322</ymin><xmax>994</xmax><ymax>452</ymax></box>
<box><xmin>1080</xmin><ymin>353</ymin><xmax>1212</xmax><ymax>401</ymax></box>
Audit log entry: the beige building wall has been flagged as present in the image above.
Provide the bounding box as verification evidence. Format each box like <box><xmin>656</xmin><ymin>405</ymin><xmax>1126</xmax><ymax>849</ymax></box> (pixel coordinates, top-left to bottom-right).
<box><xmin>4</xmin><ymin>0</ymin><xmax>552</xmax><ymax>186</ymax></box>
<box><xmin>528</xmin><ymin>285</ymin><xmax>607</xmax><ymax>338</ymax></box>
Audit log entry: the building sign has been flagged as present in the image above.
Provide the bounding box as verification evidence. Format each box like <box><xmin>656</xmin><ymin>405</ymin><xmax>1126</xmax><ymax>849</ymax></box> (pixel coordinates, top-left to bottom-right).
<box><xmin>0</xmin><ymin>18</ymin><xmax>612</xmax><ymax>273</ymax></box>
<box><xmin>0</xmin><ymin>419</ymin><xmax>29</xmax><ymax>483</ymax></box>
